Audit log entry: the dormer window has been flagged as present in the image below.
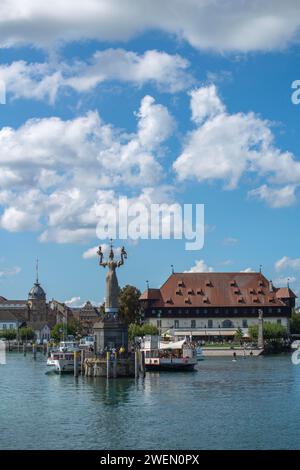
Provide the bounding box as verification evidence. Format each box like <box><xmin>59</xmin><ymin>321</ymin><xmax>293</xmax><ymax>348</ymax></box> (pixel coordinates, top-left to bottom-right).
<box><xmin>187</xmin><ymin>289</ymin><xmax>194</xmax><ymax>295</ymax></box>
<box><xmin>197</xmin><ymin>289</ymin><xmax>204</xmax><ymax>295</ymax></box>
<box><xmin>178</xmin><ymin>280</ymin><xmax>184</xmax><ymax>287</ymax></box>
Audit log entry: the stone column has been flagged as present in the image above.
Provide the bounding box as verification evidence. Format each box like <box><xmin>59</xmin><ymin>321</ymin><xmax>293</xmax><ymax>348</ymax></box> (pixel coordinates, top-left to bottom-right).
<box><xmin>258</xmin><ymin>309</ymin><xmax>264</xmax><ymax>349</ymax></box>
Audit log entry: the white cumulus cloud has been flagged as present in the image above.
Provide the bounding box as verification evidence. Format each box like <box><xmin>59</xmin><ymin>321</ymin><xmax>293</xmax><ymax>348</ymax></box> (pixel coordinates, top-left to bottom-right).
<box><xmin>173</xmin><ymin>85</ymin><xmax>300</xmax><ymax>206</ymax></box>
<box><xmin>1</xmin><ymin>1</ymin><xmax>300</xmax><ymax>52</ymax></box>
<box><xmin>185</xmin><ymin>259</ymin><xmax>214</xmax><ymax>273</ymax></box>
<box><xmin>275</xmin><ymin>256</ymin><xmax>300</xmax><ymax>272</ymax></box>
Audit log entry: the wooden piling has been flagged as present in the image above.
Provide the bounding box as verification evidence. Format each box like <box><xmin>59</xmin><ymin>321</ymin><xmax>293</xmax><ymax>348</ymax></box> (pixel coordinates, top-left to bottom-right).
<box><xmin>113</xmin><ymin>352</ymin><xmax>117</xmax><ymax>378</ymax></box>
<box><xmin>74</xmin><ymin>351</ymin><xmax>78</xmax><ymax>377</ymax></box>
<box><xmin>81</xmin><ymin>349</ymin><xmax>85</xmax><ymax>374</ymax></box>
<box><xmin>106</xmin><ymin>351</ymin><xmax>110</xmax><ymax>379</ymax></box>
<box><xmin>23</xmin><ymin>343</ymin><xmax>26</xmax><ymax>356</ymax></box>
<box><xmin>32</xmin><ymin>343</ymin><xmax>37</xmax><ymax>360</ymax></box>
<box><xmin>140</xmin><ymin>350</ymin><xmax>145</xmax><ymax>378</ymax></box>
<box><xmin>135</xmin><ymin>350</ymin><xmax>139</xmax><ymax>379</ymax></box>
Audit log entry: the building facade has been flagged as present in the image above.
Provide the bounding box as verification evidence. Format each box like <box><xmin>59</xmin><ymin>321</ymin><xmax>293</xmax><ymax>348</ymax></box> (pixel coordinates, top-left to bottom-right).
<box><xmin>139</xmin><ymin>272</ymin><xmax>296</xmax><ymax>340</ymax></box>
<box><xmin>0</xmin><ymin>276</ymin><xmax>55</xmax><ymax>335</ymax></box>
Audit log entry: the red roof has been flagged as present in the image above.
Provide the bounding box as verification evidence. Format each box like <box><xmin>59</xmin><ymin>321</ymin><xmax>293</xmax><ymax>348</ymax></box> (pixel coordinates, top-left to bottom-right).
<box><xmin>140</xmin><ymin>272</ymin><xmax>294</xmax><ymax>308</ymax></box>
<box><xmin>275</xmin><ymin>287</ymin><xmax>297</xmax><ymax>299</ymax></box>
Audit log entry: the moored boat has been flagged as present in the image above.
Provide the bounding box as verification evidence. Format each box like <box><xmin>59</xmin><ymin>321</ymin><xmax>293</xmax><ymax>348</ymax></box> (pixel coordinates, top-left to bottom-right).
<box><xmin>140</xmin><ymin>336</ymin><xmax>197</xmax><ymax>371</ymax></box>
<box><xmin>46</xmin><ymin>340</ymin><xmax>81</xmax><ymax>373</ymax></box>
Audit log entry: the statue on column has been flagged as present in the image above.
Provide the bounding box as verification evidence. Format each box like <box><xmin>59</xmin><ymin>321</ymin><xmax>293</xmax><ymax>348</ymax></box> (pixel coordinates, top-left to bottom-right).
<box><xmin>97</xmin><ymin>241</ymin><xmax>127</xmax><ymax>318</ymax></box>
<box><xmin>257</xmin><ymin>309</ymin><xmax>264</xmax><ymax>349</ymax></box>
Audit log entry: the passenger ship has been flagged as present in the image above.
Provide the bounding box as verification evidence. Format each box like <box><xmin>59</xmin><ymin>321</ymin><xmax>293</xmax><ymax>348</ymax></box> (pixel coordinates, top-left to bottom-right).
<box><xmin>140</xmin><ymin>336</ymin><xmax>197</xmax><ymax>371</ymax></box>
<box><xmin>46</xmin><ymin>340</ymin><xmax>81</xmax><ymax>373</ymax></box>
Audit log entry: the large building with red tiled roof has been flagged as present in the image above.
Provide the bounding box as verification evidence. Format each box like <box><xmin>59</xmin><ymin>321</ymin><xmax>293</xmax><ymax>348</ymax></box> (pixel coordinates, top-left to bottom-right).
<box><xmin>139</xmin><ymin>272</ymin><xmax>296</xmax><ymax>339</ymax></box>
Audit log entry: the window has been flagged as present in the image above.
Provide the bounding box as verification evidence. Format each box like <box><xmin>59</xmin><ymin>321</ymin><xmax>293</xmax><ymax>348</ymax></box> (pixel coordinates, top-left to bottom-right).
<box><xmin>268</xmin><ymin>308</ymin><xmax>273</xmax><ymax>314</ymax></box>
<box><xmin>191</xmin><ymin>320</ymin><xmax>196</xmax><ymax>328</ymax></box>
<box><xmin>215</xmin><ymin>309</ymin><xmax>219</xmax><ymax>314</ymax></box>
<box><xmin>152</xmin><ymin>310</ymin><xmax>156</xmax><ymax>314</ymax></box>
<box><xmin>174</xmin><ymin>320</ymin><xmax>179</xmax><ymax>329</ymax></box>
<box><xmin>277</xmin><ymin>319</ymin><xmax>282</xmax><ymax>325</ymax></box>
<box><xmin>243</xmin><ymin>319</ymin><xmax>248</xmax><ymax>328</ymax></box>
<box><xmin>222</xmin><ymin>319</ymin><xmax>233</xmax><ymax>328</ymax></box>
<box><xmin>277</xmin><ymin>308</ymin><xmax>281</xmax><ymax>313</ymax></box>
<box><xmin>208</xmin><ymin>319</ymin><xmax>213</xmax><ymax>328</ymax></box>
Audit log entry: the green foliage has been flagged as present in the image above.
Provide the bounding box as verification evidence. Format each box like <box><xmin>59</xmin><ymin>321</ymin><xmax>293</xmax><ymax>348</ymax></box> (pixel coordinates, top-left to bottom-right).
<box><xmin>248</xmin><ymin>322</ymin><xmax>287</xmax><ymax>341</ymax></box>
<box><xmin>290</xmin><ymin>310</ymin><xmax>300</xmax><ymax>334</ymax></box>
<box><xmin>234</xmin><ymin>327</ymin><xmax>244</xmax><ymax>340</ymax></box>
<box><xmin>128</xmin><ymin>323</ymin><xmax>158</xmax><ymax>341</ymax></box>
<box><xmin>19</xmin><ymin>327</ymin><xmax>35</xmax><ymax>341</ymax></box>
<box><xmin>51</xmin><ymin>318</ymin><xmax>82</xmax><ymax>342</ymax></box>
<box><xmin>0</xmin><ymin>329</ymin><xmax>17</xmax><ymax>340</ymax></box>
<box><xmin>118</xmin><ymin>285</ymin><xmax>142</xmax><ymax>324</ymax></box>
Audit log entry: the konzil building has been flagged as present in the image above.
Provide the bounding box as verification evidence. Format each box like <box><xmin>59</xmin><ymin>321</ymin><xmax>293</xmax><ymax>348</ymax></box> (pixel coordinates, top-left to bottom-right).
<box><xmin>140</xmin><ymin>272</ymin><xmax>296</xmax><ymax>340</ymax></box>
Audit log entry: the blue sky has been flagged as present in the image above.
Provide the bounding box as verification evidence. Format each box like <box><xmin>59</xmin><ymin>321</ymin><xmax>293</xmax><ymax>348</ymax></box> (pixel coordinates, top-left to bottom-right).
<box><xmin>1</xmin><ymin>1</ymin><xmax>300</xmax><ymax>306</ymax></box>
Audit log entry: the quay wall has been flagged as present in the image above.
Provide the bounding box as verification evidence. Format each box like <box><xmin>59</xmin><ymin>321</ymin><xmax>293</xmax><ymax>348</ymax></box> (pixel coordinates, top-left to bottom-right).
<box><xmin>203</xmin><ymin>348</ymin><xmax>263</xmax><ymax>357</ymax></box>
<box><xmin>84</xmin><ymin>357</ymin><xmax>136</xmax><ymax>377</ymax></box>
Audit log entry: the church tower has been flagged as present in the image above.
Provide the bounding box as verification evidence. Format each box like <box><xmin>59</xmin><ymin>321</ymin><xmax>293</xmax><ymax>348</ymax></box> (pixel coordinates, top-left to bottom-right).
<box><xmin>28</xmin><ymin>259</ymin><xmax>47</xmax><ymax>322</ymax></box>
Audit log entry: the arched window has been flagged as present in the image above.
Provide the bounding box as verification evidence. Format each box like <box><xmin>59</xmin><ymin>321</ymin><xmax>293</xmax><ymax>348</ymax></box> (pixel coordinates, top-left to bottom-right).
<box><xmin>222</xmin><ymin>319</ymin><xmax>233</xmax><ymax>328</ymax></box>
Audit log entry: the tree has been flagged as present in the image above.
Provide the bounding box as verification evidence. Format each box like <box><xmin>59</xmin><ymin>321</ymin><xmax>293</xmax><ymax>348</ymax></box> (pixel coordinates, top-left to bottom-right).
<box><xmin>51</xmin><ymin>318</ymin><xmax>82</xmax><ymax>342</ymax></box>
<box><xmin>234</xmin><ymin>327</ymin><xmax>244</xmax><ymax>341</ymax></box>
<box><xmin>0</xmin><ymin>329</ymin><xmax>17</xmax><ymax>341</ymax></box>
<box><xmin>248</xmin><ymin>322</ymin><xmax>287</xmax><ymax>341</ymax></box>
<box><xmin>19</xmin><ymin>327</ymin><xmax>35</xmax><ymax>341</ymax></box>
<box><xmin>128</xmin><ymin>323</ymin><xmax>158</xmax><ymax>341</ymax></box>
<box><xmin>118</xmin><ymin>285</ymin><xmax>142</xmax><ymax>324</ymax></box>
<box><xmin>290</xmin><ymin>310</ymin><xmax>300</xmax><ymax>334</ymax></box>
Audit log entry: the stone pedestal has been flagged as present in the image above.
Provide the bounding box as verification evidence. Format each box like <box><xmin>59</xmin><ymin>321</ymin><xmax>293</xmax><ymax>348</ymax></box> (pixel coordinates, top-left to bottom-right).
<box><xmin>93</xmin><ymin>317</ymin><xmax>128</xmax><ymax>353</ymax></box>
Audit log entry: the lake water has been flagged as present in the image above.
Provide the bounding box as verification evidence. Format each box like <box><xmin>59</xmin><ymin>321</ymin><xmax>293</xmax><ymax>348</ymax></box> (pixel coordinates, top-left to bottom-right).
<box><xmin>0</xmin><ymin>352</ymin><xmax>300</xmax><ymax>450</ymax></box>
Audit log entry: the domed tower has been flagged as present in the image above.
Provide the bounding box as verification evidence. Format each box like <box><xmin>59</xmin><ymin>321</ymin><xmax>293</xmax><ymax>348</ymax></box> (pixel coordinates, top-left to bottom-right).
<box><xmin>28</xmin><ymin>259</ymin><xmax>47</xmax><ymax>322</ymax></box>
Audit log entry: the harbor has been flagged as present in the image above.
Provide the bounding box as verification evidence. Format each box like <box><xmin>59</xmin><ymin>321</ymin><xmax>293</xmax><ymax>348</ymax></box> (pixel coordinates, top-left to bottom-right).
<box><xmin>1</xmin><ymin>352</ymin><xmax>300</xmax><ymax>450</ymax></box>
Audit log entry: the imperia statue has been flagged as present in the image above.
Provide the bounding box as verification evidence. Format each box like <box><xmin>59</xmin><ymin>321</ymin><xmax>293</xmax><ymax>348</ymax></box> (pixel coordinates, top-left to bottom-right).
<box><xmin>97</xmin><ymin>242</ymin><xmax>127</xmax><ymax>316</ymax></box>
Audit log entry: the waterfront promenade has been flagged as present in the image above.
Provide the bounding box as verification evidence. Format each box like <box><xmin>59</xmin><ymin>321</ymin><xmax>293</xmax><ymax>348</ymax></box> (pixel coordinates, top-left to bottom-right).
<box><xmin>1</xmin><ymin>352</ymin><xmax>300</xmax><ymax>450</ymax></box>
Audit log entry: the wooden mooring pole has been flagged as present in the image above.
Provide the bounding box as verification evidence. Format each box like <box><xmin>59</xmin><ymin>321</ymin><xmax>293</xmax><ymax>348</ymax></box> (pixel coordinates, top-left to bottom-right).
<box><xmin>81</xmin><ymin>349</ymin><xmax>85</xmax><ymax>375</ymax></box>
<box><xmin>135</xmin><ymin>350</ymin><xmax>139</xmax><ymax>379</ymax></box>
<box><xmin>106</xmin><ymin>351</ymin><xmax>110</xmax><ymax>379</ymax></box>
<box><xmin>74</xmin><ymin>351</ymin><xmax>78</xmax><ymax>377</ymax></box>
<box><xmin>32</xmin><ymin>343</ymin><xmax>37</xmax><ymax>360</ymax></box>
<box><xmin>140</xmin><ymin>350</ymin><xmax>145</xmax><ymax>378</ymax></box>
<box><xmin>113</xmin><ymin>352</ymin><xmax>117</xmax><ymax>378</ymax></box>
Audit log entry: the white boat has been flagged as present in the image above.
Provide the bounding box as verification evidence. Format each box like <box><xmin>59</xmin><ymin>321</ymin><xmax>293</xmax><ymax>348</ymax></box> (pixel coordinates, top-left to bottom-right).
<box><xmin>141</xmin><ymin>336</ymin><xmax>197</xmax><ymax>371</ymax></box>
<box><xmin>47</xmin><ymin>340</ymin><xmax>81</xmax><ymax>373</ymax></box>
